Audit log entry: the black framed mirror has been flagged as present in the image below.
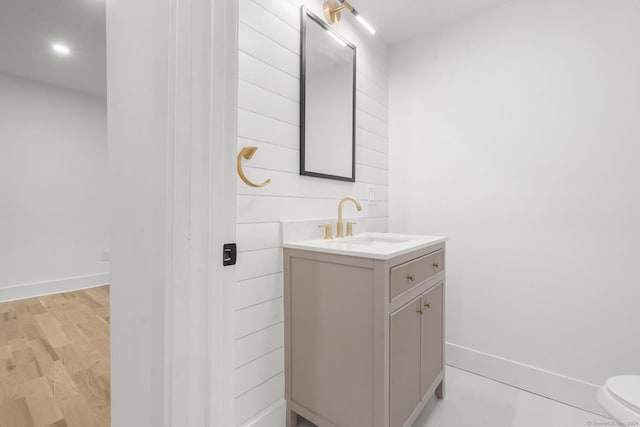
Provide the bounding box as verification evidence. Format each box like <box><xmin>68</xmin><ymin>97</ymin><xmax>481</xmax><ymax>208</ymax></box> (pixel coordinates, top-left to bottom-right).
<box><xmin>300</xmin><ymin>7</ymin><xmax>356</xmax><ymax>182</ymax></box>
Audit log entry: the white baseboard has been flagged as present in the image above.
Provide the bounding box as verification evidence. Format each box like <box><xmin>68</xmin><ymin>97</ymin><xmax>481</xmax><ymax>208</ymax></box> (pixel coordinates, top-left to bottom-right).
<box><xmin>446</xmin><ymin>342</ymin><xmax>606</xmax><ymax>417</ymax></box>
<box><xmin>239</xmin><ymin>399</ymin><xmax>286</xmax><ymax>427</ymax></box>
<box><xmin>0</xmin><ymin>272</ymin><xmax>110</xmax><ymax>302</ymax></box>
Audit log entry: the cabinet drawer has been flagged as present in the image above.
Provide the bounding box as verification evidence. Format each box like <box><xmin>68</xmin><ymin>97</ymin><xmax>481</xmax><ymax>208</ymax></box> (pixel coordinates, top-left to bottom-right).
<box><xmin>390</xmin><ymin>250</ymin><xmax>444</xmax><ymax>301</ymax></box>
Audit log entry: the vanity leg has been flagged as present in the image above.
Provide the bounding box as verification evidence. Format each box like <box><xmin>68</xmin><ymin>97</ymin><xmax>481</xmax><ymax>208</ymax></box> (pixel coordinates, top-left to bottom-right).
<box><xmin>435</xmin><ymin>380</ymin><xmax>444</xmax><ymax>400</ymax></box>
<box><xmin>286</xmin><ymin>405</ymin><xmax>298</xmax><ymax>427</ymax></box>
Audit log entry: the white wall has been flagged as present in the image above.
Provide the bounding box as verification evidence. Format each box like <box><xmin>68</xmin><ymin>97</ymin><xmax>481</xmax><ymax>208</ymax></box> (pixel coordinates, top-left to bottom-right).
<box><xmin>0</xmin><ymin>72</ymin><xmax>108</xmax><ymax>300</ymax></box>
<box><xmin>389</xmin><ymin>0</ymin><xmax>640</xmax><ymax>414</ymax></box>
<box><xmin>235</xmin><ymin>0</ymin><xmax>389</xmax><ymax>424</ymax></box>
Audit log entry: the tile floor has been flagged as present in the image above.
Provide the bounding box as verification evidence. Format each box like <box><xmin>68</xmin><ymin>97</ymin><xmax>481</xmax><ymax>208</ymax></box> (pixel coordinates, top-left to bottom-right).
<box><xmin>299</xmin><ymin>366</ymin><xmax>613</xmax><ymax>427</ymax></box>
<box><xmin>412</xmin><ymin>366</ymin><xmax>611</xmax><ymax>427</ymax></box>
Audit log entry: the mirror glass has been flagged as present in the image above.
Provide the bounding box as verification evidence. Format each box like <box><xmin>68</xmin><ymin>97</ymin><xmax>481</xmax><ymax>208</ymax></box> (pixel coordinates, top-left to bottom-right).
<box><xmin>301</xmin><ymin>8</ymin><xmax>356</xmax><ymax>182</ymax></box>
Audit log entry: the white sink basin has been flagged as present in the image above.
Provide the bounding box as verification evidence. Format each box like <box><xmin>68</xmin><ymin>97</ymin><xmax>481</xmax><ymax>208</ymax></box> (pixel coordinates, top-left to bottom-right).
<box><xmin>282</xmin><ymin>232</ymin><xmax>447</xmax><ymax>260</ymax></box>
<box><xmin>345</xmin><ymin>236</ymin><xmax>412</xmax><ymax>246</ymax></box>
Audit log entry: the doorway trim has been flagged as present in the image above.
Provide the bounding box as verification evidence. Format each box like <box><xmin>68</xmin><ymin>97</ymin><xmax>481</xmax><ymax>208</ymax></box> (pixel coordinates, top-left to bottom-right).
<box><xmin>107</xmin><ymin>0</ymin><xmax>237</xmax><ymax>425</ymax></box>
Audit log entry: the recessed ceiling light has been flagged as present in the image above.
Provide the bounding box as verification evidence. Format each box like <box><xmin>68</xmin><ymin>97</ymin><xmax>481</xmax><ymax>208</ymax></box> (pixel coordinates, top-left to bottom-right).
<box><xmin>51</xmin><ymin>43</ymin><xmax>71</xmax><ymax>56</ymax></box>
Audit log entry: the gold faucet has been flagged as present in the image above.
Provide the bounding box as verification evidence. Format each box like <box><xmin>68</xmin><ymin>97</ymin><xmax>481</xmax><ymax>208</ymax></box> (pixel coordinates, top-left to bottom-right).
<box><xmin>336</xmin><ymin>196</ymin><xmax>362</xmax><ymax>238</ymax></box>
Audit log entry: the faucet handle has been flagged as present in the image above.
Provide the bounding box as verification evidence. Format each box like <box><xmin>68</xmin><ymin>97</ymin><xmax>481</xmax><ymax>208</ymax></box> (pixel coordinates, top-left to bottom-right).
<box><xmin>346</xmin><ymin>222</ymin><xmax>357</xmax><ymax>237</ymax></box>
<box><xmin>318</xmin><ymin>224</ymin><xmax>333</xmax><ymax>240</ymax></box>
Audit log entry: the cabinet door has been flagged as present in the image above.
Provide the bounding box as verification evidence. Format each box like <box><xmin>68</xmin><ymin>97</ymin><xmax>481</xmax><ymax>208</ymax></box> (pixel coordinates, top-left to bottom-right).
<box><xmin>421</xmin><ymin>283</ymin><xmax>444</xmax><ymax>397</ymax></box>
<box><xmin>390</xmin><ymin>296</ymin><xmax>422</xmax><ymax>427</ymax></box>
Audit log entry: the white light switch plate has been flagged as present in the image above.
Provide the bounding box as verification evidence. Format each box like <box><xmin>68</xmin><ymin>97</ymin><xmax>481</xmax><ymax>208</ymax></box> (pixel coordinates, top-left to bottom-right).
<box><xmin>368</xmin><ymin>186</ymin><xmax>377</xmax><ymax>206</ymax></box>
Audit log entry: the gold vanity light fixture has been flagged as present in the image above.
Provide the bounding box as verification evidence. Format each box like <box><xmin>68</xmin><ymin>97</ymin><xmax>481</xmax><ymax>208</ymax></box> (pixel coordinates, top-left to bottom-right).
<box><xmin>323</xmin><ymin>0</ymin><xmax>377</xmax><ymax>35</ymax></box>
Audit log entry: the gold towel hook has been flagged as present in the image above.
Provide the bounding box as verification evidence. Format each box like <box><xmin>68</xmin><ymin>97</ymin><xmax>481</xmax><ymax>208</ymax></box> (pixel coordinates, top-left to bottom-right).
<box><xmin>237</xmin><ymin>146</ymin><xmax>272</xmax><ymax>188</ymax></box>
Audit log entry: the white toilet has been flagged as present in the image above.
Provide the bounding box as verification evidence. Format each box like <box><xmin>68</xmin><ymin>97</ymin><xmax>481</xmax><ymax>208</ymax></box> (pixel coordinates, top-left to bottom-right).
<box><xmin>598</xmin><ymin>376</ymin><xmax>640</xmax><ymax>424</ymax></box>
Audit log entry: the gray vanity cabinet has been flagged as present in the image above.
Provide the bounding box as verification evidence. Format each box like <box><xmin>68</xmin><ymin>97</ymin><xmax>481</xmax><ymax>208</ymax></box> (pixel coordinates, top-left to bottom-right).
<box><xmin>390</xmin><ymin>283</ymin><xmax>444</xmax><ymax>427</ymax></box>
<box><xmin>284</xmin><ymin>242</ymin><xmax>445</xmax><ymax>427</ymax></box>
<box><xmin>421</xmin><ymin>284</ymin><xmax>444</xmax><ymax>397</ymax></box>
<box><xmin>390</xmin><ymin>296</ymin><xmax>423</xmax><ymax>427</ymax></box>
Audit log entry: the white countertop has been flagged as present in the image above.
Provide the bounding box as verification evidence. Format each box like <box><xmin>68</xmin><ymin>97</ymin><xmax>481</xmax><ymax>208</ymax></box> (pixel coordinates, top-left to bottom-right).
<box><xmin>282</xmin><ymin>232</ymin><xmax>447</xmax><ymax>260</ymax></box>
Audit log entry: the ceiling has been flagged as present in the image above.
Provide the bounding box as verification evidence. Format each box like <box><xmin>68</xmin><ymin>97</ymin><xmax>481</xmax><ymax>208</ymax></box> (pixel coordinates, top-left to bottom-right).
<box><xmin>356</xmin><ymin>0</ymin><xmax>514</xmax><ymax>45</ymax></box>
<box><xmin>0</xmin><ymin>0</ymin><xmax>512</xmax><ymax>96</ymax></box>
<box><xmin>0</xmin><ymin>0</ymin><xmax>106</xmax><ymax>97</ymax></box>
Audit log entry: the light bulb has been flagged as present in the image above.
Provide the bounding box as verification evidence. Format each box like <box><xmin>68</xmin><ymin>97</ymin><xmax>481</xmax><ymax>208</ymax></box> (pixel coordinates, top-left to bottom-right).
<box><xmin>355</xmin><ymin>15</ymin><xmax>376</xmax><ymax>35</ymax></box>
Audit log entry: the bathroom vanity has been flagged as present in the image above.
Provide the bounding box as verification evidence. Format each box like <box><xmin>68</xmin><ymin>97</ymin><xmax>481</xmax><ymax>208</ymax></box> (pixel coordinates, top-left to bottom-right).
<box><xmin>283</xmin><ymin>233</ymin><xmax>447</xmax><ymax>427</ymax></box>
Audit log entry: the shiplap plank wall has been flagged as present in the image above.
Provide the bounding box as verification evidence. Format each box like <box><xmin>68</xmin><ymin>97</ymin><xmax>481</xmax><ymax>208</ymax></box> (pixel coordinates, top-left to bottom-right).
<box><xmin>235</xmin><ymin>0</ymin><xmax>389</xmax><ymax>425</ymax></box>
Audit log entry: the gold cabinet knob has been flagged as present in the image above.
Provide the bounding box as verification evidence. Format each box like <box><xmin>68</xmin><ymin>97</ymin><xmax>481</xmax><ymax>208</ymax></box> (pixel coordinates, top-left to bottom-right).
<box><xmin>424</xmin><ymin>302</ymin><xmax>431</xmax><ymax>309</ymax></box>
<box><xmin>417</xmin><ymin>307</ymin><xmax>423</xmax><ymax>315</ymax></box>
<box><xmin>433</xmin><ymin>262</ymin><xmax>439</xmax><ymax>269</ymax></box>
<box><xmin>407</xmin><ymin>274</ymin><xmax>414</xmax><ymax>282</ymax></box>
<box><xmin>318</xmin><ymin>224</ymin><xmax>333</xmax><ymax>240</ymax></box>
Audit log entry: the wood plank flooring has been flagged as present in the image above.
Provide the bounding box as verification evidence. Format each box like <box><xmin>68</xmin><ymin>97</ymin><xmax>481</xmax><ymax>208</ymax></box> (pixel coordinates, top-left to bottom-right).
<box><xmin>0</xmin><ymin>286</ymin><xmax>110</xmax><ymax>427</ymax></box>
